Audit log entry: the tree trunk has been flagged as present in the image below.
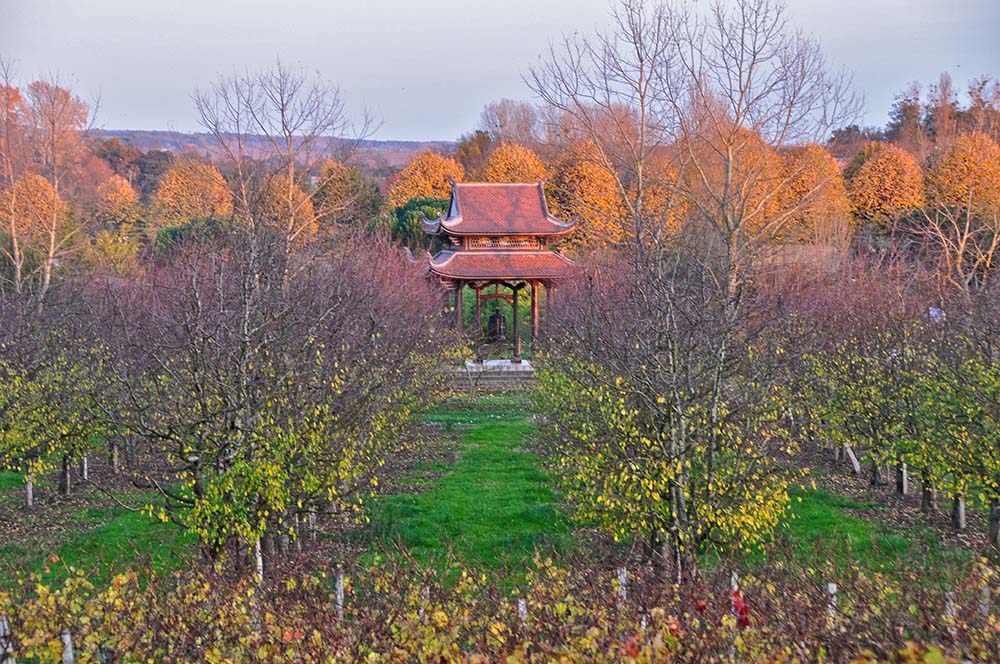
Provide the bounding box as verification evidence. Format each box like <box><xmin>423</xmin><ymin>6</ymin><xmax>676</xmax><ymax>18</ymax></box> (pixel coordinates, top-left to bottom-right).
<box><xmin>951</xmin><ymin>493</ymin><xmax>966</xmax><ymax>531</ymax></box>
<box><xmin>59</xmin><ymin>454</ymin><xmax>71</xmax><ymax>495</ymax></box>
<box><xmin>869</xmin><ymin>461</ymin><xmax>882</xmax><ymax>487</ymax></box>
<box><xmin>254</xmin><ymin>538</ymin><xmax>264</xmax><ymax>583</ymax></box>
<box><xmin>920</xmin><ymin>469</ymin><xmax>937</xmax><ymax>515</ymax></box>
<box><xmin>989</xmin><ymin>498</ymin><xmax>1000</xmax><ymax>551</ymax></box>
<box><xmin>110</xmin><ymin>441</ymin><xmax>120</xmax><ymax>473</ymax></box>
<box><xmin>80</xmin><ymin>454</ymin><xmax>88</xmax><ymax>482</ymax></box>
<box><xmin>895</xmin><ymin>457</ymin><xmax>908</xmax><ymax>495</ymax></box>
<box><xmin>294</xmin><ymin>514</ymin><xmax>302</xmax><ymax>553</ymax></box>
<box><xmin>25</xmin><ymin>472</ymin><xmax>34</xmax><ymax>509</ymax></box>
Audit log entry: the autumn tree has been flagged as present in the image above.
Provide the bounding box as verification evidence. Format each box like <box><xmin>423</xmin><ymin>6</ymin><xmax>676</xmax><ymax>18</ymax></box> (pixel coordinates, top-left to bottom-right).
<box><xmin>454</xmin><ymin>130</ymin><xmax>495</xmax><ymax>178</ymax></box>
<box><xmin>152</xmin><ymin>160</ymin><xmax>232</xmax><ymax>228</ymax></box>
<box><xmin>386</xmin><ymin>151</ymin><xmax>464</xmax><ymax>209</ymax></box>
<box><xmin>0</xmin><ymin>60</ymin><xmax>28</xmax><ymax>293</ymax></box>
<box><xmin>95</xmin><ymin>137</ymin><xmax>143</xmax><ymax>184</ymax></box>
<box><xmin>258</xmin><ymin>174</ymin><xmax>316</xmax><ymax>243</ymax></box>
<box><xmin>919</xmin><ymin>131</ymin><xmax>1000</xmax><ymax>291</ymax></box>
<box><xmin>17</xmin><ymin>77</ymin><xmax>91</xmax><ymax>303</ymax></box>
<box><xmin>778</xmin><ymin>143</ymin><xmax>852</xmax><ymax>246</ymax></box>
<box><xmin>94</xmin><ymin>175</ymin><xmax>142</xmax><ymax>232</ymax></box>
<box><xmin>133</xmin><ymin>149</ymin><xmax>175</xmax><ymax>199</ymax></box>
<box><xmin>480</xmin><ymin>142</ymin><xmax>546</xmax><ymax>183</ymax></box>
<box><xmin>530</xmin><ymin>0</ymin><xmax>859</xmax><ymax>571</ymax></box>
<box><xmin>845</xmin><ymin>142</ymin><xmax>924</xmax><ymax>225</ymax></box>
<box><xmin>547</xmin><ymin>141</ymin><xmax>625</xmax><ymax>252</ymax></box>
<box><xmin>313</xmin><ymin>160</ymin><xmax>383</xmax><ymax>232</ymax></box>
<box><xmin>194</xmin><ymin>60</ymin><xmax>373</xmax><ymax>288</ymax></box>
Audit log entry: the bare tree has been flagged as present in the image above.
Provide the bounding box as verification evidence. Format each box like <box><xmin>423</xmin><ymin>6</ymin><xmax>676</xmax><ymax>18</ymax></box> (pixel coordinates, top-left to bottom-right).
<box><xmin>529</xmin><ymin>0</ymin><xmax>860</xmax><ymax>282</ymax></box>
<box><xmin>0</xmin><ymin>59</ymin><xmax>27</xmax><ymax>294</ymax></box>
<box><xmin>21</xmin><ymin>75</ymin><xmax>92</xmax><ymax>305</ymax></box>
<box><xmin>479</xmin><ymin>99</ymin><xmax>543</xmax><ymax>148</ymax></box>
<box><xmin>529</xmin><ymin>0</ymin><xmax>861</xmax><ymax>573</ymax></box>
<box><xmin>193</xmin><ymin>59</ymin><xmax>376</xmax><ymax>287</ymax></box>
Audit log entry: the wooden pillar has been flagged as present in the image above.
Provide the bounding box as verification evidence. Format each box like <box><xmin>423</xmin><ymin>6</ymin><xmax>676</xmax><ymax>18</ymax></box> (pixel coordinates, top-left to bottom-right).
<box><xmin>512</xmin><ymin>284</ymin><xmax>521</xmax><ymax>363</ymax></box>
<box><xmin>475</xmin><ymin>286</ymin><xmax>482</xmax><ymax>340</ymax></box>
<box><xmin>530</xmin><ymin>281</ymin><xmax>539</xmax><ymax>342</ymax></box>
<box><xmin>455</xmin><ymin>281</ymin><xmax>463</xmax><ymax>332</ymax></box>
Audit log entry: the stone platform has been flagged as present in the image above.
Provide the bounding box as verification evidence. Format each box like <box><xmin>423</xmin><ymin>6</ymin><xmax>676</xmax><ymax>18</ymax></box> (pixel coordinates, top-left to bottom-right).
<box><xmin>448</xmin><ymin>359</ymin><xmax>536</xmax><ymax>392</ymax></box>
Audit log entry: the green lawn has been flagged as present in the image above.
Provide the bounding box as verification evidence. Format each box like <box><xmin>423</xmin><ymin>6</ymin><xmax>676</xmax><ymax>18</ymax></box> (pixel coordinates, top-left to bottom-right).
<box><xmin>0</xmin><ymin>470</ymin><xmax>22</xmax><ymax>491</ymax></box>
<box><xmin>1</xmin><ymin>394</ymin><xmax>973</xmax><ymax>590</ymax></box>
<box><xmin>778</xmin><ymin>487</ymin><xmax>970</xmax><ymax>579</ymax></box>
<box><xmin>0</xmin><ymin>496</ymin><xmax>196</xmax><ymax>588</ymax></box>
<box><xmin>360</xmin><ymin>394</ymin><xmax>572</xmax><ymax>568</ymax></box>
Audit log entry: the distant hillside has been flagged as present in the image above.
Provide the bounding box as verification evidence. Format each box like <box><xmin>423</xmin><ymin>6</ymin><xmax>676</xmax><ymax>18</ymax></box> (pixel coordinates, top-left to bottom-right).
<box><xmin>90</xmin><ymin>129</ymin><xmax>455</xmax><ymax>174</ymax></box>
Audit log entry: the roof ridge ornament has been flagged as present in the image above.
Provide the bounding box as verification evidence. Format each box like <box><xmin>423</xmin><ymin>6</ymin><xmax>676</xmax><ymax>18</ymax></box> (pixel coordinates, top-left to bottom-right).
<box><xmin>418</xmin><ymin>209</ymin><xmax>445</xmax><ymax>234</ymax></box>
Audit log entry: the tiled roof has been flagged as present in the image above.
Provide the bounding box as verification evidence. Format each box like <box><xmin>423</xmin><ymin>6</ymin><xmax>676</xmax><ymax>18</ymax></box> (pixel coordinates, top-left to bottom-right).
<box><xmin>428</xmin><ymin>249</ymin><xmax>578</xmax><ymax>280</ymax></box>
<box><xmin>423</xmin><ymin>182</ymin><xmax>574</xmax><ymax>236</ymax></box>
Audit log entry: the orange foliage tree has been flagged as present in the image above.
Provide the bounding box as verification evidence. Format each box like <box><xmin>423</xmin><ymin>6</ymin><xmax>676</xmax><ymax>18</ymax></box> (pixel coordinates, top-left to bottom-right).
<box><xmin>480</xmin><ymin>143</ymin><xmax>546</xmax><ymax>183</ymax></box>
<box><xmin>313</xmin><ymin>160</ymin><xmax>382</xmax><ymax>230</ymax></box>
<box><xmin>0</xmin><ymin>174</ymin><xmax>73</xmax><ymax>289</ymax></box>
<box><xmin>627</xmin><ymin>151</ymin><xmax>686</xmax><ymax>243</ymax></box>
<box><xmin>153</xmin><ymin>161</ymin><xmax>233</xmax><ymax>227</ymax></box>
<box><xmin>778</xmin><ymin>143</ymin><xmax>852</xmax><ymax>244</ymax></box>
<box><xmin>547</xmin><ymin>141</ymin><xmax>625</xmax><ymax>254</ymax></box>
<box><xmin>845</xmin><ymin>142</ymin><xmax>924</xmax><ymax>225</ymax></box>
<box><xmin>21</xmin><ymin>79</ymin><xmax>91</xmax><ymax>302</ymax></box>
<box><xmin>94</xmin><ymin>175</ymin><xmax>142</xmax><ymax>232</ymax></box>
<box><xmin>256</xmin><ymin>175</ymin><xmax>316</xmax><ymax>246</ymax></box>
<box><xmin>0</xmin><ymin>174</ymin><xmax>66</xmax><ymax>242</ymax></box>
<box><xmin>681</xmin><ymin>126</ymin><xmax>785</xmax><ymax>241</ymax></box>
<box><xmin>921</xmin><ymin>131</ymin><xmax>1000</xmax><ymax>290</ymax></box>
<box><xmin>386</xmin><ymin>151</ymin><xmax>464</xmax><ymax>209</ymax></box>
<box><xmin>0</xmin><ymin>71</ymin><xmax>28</xmax><ymax>293</ymax></box>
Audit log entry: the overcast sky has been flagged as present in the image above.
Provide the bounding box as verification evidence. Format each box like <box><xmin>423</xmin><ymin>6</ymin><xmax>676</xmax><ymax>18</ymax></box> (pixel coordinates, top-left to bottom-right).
<box><xmin>2</xmin><ymin>0</ymin><xmax>999</xmax><ymax>141</ymax></box>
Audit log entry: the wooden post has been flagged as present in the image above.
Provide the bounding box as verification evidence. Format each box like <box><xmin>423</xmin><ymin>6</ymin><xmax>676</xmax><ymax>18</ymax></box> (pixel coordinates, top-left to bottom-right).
<box><xmin>419</xmin><ymin>586</ymin><xmax>430</xmax><ymax>624</ymax></box>
<box><xmin>827</xmin><ymin>582</ymin><xmax>837</xmax><ymax>623</ymax></box>
<box><xmin>511</xmin><ymin>284</ymin><xmax>521</xmax><ymax>363</ymax></box>
<box><xmin>843</xmin><ymin>444</ymin><xmax>862</xmax><ymax>475</ymax></box>
<box><xmin>454</xmin><ymin>282</ymin><xmax>463</xmax><ymax>332</ymax></box>
<box><xmin>336</xmin><ymin>570</ymin><xmax>345</xmax><ymax>621</ymax></box>
<box><xmin>530</xmin><ymin>281</ymin><xmax>539</xmax><ymax>342</ymax></box>
<box><xmin>61</xmin><ymin>629</ymin><xmax>74</xmax><ymax>664</ymax></box>
<box><xmin>945</xmin><ymin>590</ymin><xmax>957</xmax><ymax>638</ymax></box>
<box><xmin>0</xmin><ymin>614</ymin><xmax>13</xmax><ymax>663</ymax></box>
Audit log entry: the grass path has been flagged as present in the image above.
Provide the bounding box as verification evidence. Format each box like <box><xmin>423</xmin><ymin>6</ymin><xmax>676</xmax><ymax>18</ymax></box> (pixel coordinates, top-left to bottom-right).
<box><xmin>364</xmin><ymin>394</ymin><xmax>572</xmax><ymax>568</ymax></box>
<box><xmin>0</xmin><ymin>395</ymin><xmax>972</xmax><ymax>588</ymax></box>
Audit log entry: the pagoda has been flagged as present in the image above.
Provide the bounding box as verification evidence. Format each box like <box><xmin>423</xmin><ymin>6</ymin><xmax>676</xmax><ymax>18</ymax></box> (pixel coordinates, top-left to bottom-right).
<box><xmin>422</xmin><ymin>180</ymin><xmax>578</xmax><ymax>362</ymax></box>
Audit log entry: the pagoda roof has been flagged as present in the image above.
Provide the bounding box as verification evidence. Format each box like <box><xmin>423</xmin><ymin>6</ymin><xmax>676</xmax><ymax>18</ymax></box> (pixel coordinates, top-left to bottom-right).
<box><xmin>422</xmin><ymin>181</ymin><xmax>575</xmax><ymax>237</ymax></box>
<box><xmin>428</xmin><ymin>249</ymin><xmax>579</xmax><ymax>281</ymax></box>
